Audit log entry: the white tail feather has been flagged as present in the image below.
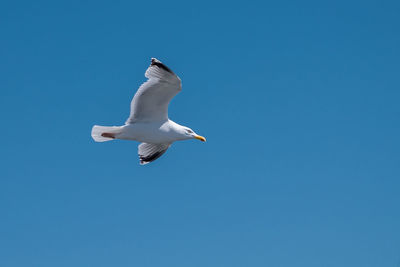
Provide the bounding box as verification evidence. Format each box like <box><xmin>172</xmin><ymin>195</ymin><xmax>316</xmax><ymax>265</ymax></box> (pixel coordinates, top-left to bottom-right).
<box><xmin>91</xmin><ymin>125</ymin><xmax>122</xmax><ymax>142</ymax></box>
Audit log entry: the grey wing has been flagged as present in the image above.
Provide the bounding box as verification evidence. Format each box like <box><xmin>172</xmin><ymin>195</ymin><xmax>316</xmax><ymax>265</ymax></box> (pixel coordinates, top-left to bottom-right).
<box><xmin>126</xmin><ymin>58</ymin><xmax>181</xmax><ymax>124</ymax></box>
<box><xmin>138</xmin><ymin>143</ymin><xmax>171</xmax><ymax>165</ymax></box>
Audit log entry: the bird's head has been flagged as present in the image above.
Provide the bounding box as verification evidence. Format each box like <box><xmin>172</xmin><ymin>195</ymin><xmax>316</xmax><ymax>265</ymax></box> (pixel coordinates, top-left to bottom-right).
<box><xmin>182</xmin><ymin>127</ymin><xmax>206</xmax><ymax>142</ymax></box>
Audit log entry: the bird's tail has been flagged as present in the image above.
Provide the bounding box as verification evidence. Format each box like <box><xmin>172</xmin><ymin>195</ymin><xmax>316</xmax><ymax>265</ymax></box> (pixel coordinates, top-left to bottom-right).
<box><xmin>91</xmin><ymin>125</ymin><xmax>123</xmax><ymax>142</ymax></box>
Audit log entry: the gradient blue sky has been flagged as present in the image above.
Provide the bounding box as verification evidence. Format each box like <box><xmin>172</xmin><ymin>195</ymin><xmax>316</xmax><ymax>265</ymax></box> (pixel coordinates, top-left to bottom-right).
<box><xmin>1</xmin><ymin>0</ymin><xmax>400</xmax><ymax>266</ymax></box>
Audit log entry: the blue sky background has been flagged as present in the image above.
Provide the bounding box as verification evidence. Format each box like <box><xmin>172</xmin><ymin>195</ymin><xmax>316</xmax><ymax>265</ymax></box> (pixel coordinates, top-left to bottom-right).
<box><xmin>1</xmin><ymin>0</ymin><xmax>400</xmax><ymax>266</ymax></box>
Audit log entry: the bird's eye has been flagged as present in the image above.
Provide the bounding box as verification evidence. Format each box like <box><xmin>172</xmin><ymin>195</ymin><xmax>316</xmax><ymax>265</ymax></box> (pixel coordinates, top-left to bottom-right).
<box><xmin>186</xmin><ymin>129</ymin><xmax>193</xmax><ymax>134</ymax></box>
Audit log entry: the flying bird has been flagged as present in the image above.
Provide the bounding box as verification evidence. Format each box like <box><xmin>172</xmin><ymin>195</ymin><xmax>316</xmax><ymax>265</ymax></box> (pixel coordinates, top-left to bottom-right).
<box><xmin>91</xmin><ymin>58</ymin><xmax>206</xmax><ymax>165</ymax></box>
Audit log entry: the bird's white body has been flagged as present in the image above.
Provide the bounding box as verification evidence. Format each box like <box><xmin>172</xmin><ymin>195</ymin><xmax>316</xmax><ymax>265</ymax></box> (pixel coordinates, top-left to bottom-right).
<box><xmin>91</xmin><ymin>58</ymin><xmax>205</xmax><ymax>164</ymax></box>
<box><xmin>117</xmin><ymin>120</ymin><xmax>189</xmax><ymax>143</ymax></box>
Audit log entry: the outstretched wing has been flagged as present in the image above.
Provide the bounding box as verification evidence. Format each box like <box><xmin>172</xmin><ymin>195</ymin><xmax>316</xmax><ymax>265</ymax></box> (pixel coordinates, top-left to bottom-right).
<box><xmin>126</xmin><ymin>58</ymin><xmax>181</xmax><ymax>124</ymax></box>
<box><xmin>138</xmin><ymin>143</ymin><xmax>171</xmax><ymax>165</ymax></box>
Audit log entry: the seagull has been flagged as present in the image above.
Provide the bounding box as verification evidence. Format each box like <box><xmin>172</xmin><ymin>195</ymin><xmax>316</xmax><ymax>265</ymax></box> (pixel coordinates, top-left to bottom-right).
<box><xmin>91</xmin><ymin>58</ymin><xmax>206</xmax><ymax>165</ymax></box>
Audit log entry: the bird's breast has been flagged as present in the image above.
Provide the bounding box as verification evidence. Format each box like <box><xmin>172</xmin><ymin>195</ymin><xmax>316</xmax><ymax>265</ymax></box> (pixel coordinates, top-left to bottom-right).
<box><xmin>118</xmin><ymin>122</ymin><xmax>176</xmax><ymax>143</ymax></box>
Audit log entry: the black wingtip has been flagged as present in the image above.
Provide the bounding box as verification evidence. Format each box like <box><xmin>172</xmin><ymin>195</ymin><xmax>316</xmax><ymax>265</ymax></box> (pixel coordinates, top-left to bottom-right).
<box><xmin>150</xmin><ymin>58</ymin><xmax>174</xmax><ymax>74</ymax></box>
<box><xmin>139</xmin><ymin>150</ymin><xmax>164</xmax><ymax>165</ymax></box>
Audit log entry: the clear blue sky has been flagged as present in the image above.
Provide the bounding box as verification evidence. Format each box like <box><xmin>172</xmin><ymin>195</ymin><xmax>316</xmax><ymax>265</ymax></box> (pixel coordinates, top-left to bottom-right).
<box><xmin>1</xmin><ymin>0</ymin><xmax>400</xmax><ymax>266</ymax></box>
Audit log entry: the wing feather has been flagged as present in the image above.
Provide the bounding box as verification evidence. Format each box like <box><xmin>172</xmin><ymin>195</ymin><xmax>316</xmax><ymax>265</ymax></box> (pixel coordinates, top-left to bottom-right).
<box><xmin>126</xmin><ymin>58</ymin><xmax>181</xmax><ymax>123</ymax></box>
<box><xmin>138</xmin><ymin>143</ymin><xmax>170</xmax><ymax>165</ymax></box>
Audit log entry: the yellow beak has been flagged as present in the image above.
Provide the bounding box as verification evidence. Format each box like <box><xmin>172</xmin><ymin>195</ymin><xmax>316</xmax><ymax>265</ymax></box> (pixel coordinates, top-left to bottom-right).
<box><xmin>194</xmin><ymin>135</ymin><xmax>206</xmax><ymax>142</ymax></box>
